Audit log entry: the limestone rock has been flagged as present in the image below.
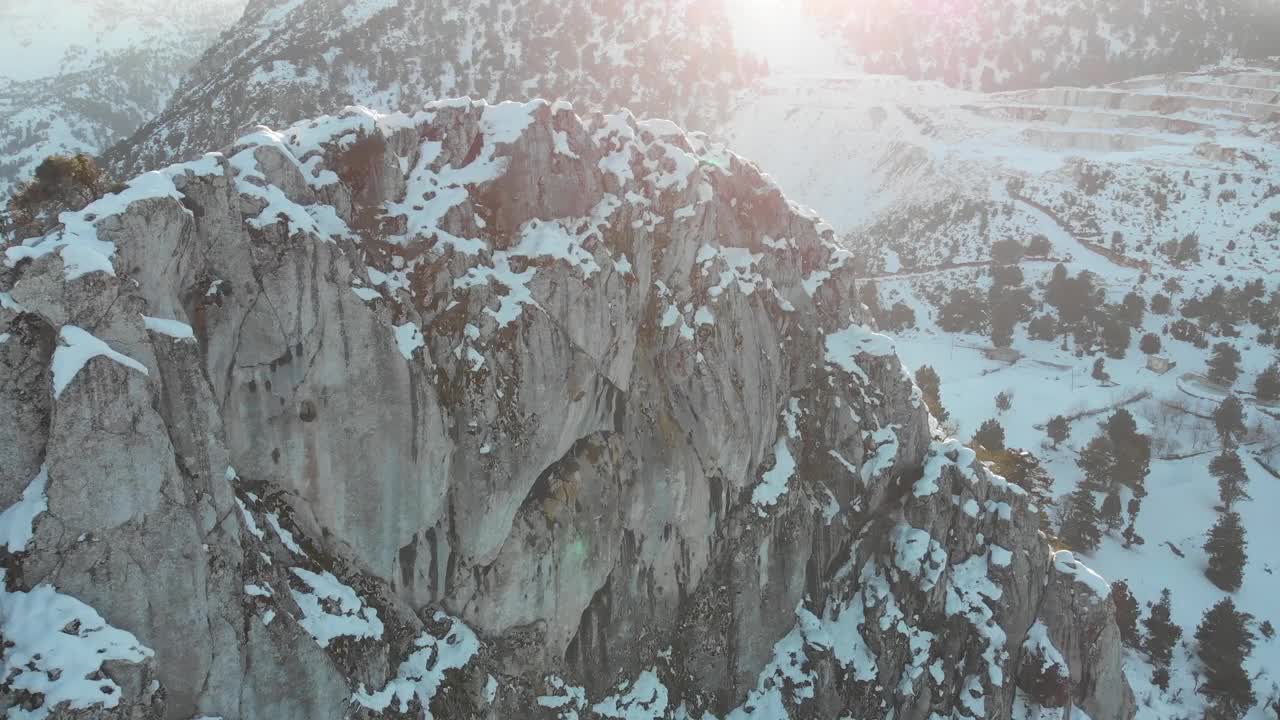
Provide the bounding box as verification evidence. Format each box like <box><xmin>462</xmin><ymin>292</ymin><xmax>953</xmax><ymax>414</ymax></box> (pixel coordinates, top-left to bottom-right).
<box><xmin>1</xmin><ymin>100</ymin><xmax>1133</xmax><ymax>720</ymax></box>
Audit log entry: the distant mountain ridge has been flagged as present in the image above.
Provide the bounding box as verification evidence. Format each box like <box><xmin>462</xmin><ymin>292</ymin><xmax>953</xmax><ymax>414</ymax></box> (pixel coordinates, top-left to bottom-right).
<box><xmin>804</xmin><ymin>0</ymin><xmax>1280</xmax><ymax>90</ymax></box>
<box><xmin>105</xmin><ymin>0</ymin><xmax>749</xmax><ymax>179</ymax></box>
<box><xmin>0</xmin><ymin>0</ymin><xmax>246</xmax><ymax>197</ymax></box>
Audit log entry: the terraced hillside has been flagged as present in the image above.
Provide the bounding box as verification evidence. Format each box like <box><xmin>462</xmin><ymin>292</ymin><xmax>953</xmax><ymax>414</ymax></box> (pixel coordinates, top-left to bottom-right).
<box><xmin>803</xmin><ymin>0</ymin><xmax>1280</xmax><ymax>91</ymax></box>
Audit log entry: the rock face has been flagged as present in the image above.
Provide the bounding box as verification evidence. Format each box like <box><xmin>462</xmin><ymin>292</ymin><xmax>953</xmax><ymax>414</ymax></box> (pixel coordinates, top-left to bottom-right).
<box><xmin>1</xmin><ymin>100</ymin><xmax>1133</xmax><ymax>720</ymax></box>
<box><xmin>105</xmin><ymin>0</ymin><xmax>747</xmax><ymax>180</ymax></box>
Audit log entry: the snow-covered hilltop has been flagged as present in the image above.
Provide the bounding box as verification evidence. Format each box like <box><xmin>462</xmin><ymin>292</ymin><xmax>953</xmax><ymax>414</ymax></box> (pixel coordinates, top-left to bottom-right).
<box><xmin>0</xmin><ymin>0</ymin><xmax>247</xmax><ymax>196</ymax></box>
<box><xmin>104</xmin><ymin>0</ymin><xmax>751</xmax><ymax>179</ymax></box>
<box><xmin>0</xmin><ymin>100</ymin><xmax>1132</xmax><ymax>719</ymax></box>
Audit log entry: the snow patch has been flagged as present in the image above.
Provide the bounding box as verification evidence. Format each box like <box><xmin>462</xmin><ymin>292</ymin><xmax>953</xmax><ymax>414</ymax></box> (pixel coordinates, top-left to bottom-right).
<box><xmin>1052</xmin><ymin>550</ymin><xmax>1110</xmax><ymax>598</ymax></box>
<box><xmin>538</xmin><ymin>676</ymin><xmax>588</xmax><ymax>718</ymax></box>
<box><xmin>591</xmin><ymin>669</ymin><xmax>668</xmax><ymax>719</ymax></box>
<box><xmin>751</xmin><ymin>437</ymin><xmax>796</xmax><ymax>513</ymax></box>
<box><xmin>824</xmin><ymin>323</ymin><xmax>896</xmax><ymax>382</ymax></box>
<box><xmin>244</xmin><ymin>584</ymin><xmax>273</xmax><ymax>598</ymax></box>
<box><xmin>0</xmin><ymin>464</ymin><xmax>48</xmax><ymax>552</ymax></box>
<box><xmin>1023</xmin><ymin>620</ymin><xmax>1070</xmax><ymax>677</ymax></box>
<box><xmin>289</xmin><ymin>568</ymin><xmax>384</xmax><ymax>648</ymax></box>
<box><xmin>351</xmin><ymin>285</ymin><xmax>381</xmax><ymax>302</ymax></box>
<box><xmin>353</xmin><ymin>613</ymin><xmax>480</xmax><ymax>715</ymax></box>
<box><xmin>265</xmin><ymin>513</ymin><xmax>303</xmax><ymax>555</ymax></box>
<box><xmin>861</xmin><ymin>425</ymin><xmax>900</xmax><ymax>483</ymax></box>
<box><xmin>0</xmin><ymin>569</ymin><xmax>154</xmax><ymax>720</ymax></box>
<box><xmin>5</xmin><ymin>170</ymin><xmax>183</xmax><ymax>280</ymax></box>
<box><xmin>51</xmin><ymin>326</ymin><xmax>149</xmax><ymax>398</ymax></box>
<box><xmin>142</xmin><ymin>315</ymin><xmax>195</xmax><ymax>341</ymax></box>
<box><xmin>394</xmin><ymin>322</ymin><xmax>425</xmax><ymax>359</ymax></box>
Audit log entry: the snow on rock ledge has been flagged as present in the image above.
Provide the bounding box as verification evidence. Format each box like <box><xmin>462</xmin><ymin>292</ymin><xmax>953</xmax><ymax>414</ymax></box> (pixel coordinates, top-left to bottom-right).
<box><xmin>51</xmin><ymin>325</ymin><xmax>149</xmax><ymax>398</ymax></box>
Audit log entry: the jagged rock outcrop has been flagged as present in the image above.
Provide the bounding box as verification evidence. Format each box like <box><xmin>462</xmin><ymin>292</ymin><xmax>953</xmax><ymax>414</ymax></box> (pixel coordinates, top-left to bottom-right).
<box><xmin>1</xmin><ymin>99</ymin><xmax>1133</xmax><ymax>720</ymax></box>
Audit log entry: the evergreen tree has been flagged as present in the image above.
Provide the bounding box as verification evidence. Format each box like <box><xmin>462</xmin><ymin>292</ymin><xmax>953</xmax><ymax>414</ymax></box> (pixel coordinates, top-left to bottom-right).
<box><xmin>1208</xmin><ymin>342</ymin><xmax>1243</xmax><ymax>386</ymax></box>
<box><xmin>1196</xmin><ymin>597</ymin><xmax>1257</xmax><ymax>720</ymax></box>
<box><xmin>1103</xmin><ymin>317</ymin><xmax>1131</xmax><ymax>359</ymax></box>
<box><xmin>982</xmin><ymin>448</ymin><xmax>1055</xmax><ymax>535</ymax></box>
<box><xmin>1069</xmin><ymin>411</ymin><xmax>1153</xmax><ymax>537</ymax></box>
<box><xmin>887</xmin><ymin>302</ymin><xmax>916</xmax><ymax>331</ymax></box>
<box><xmin>1176</xmin><ymin>233</ymin><xmax>1202</xmax><ymax>264</ymax></box>
<box><xmin>914</xmin><ymin>366</ymin><xmax>950</xmax><ymax>423</ymax></box>
<box><xmin>1077</xmin><ymin>436</ymin><xmax>1114</xmax><ymax>490</ymax></box>
<box><xmin>991</xmin><ymin>312</ymin><xmax>1015</xmax><ymax>348</ymax></box>
<box><xmin>1122</xmin><ymin>499</ymin><xmax>1145</xmax><ymax>548</ymax></box>
<box><xmin>1143</xmin><ymin>588</ymin><xmax>1182</xmax><ymax>688</ymax></box>
<box><xmin>1140</xmin><ymin>332</ymin><xmax>1162</xmax><ymax>356</ymax></box>
<box><xmin>991</xmin><ymin>264</ymin><xmax>1025</xmax><ymax>289</ymax></box>
<box><xmin>1104</xmin><ymin>408</ymin><xmax>1140</xmax><ymax>439</ymax></box>
<box><xmin>1105</xmin><ymin>410</ymin><xmax>1151</xmax><ymax>498</ymax></box>
<box><xmin>1028</xmin><ymin>314</ymin><xmax>1057</xmax><ymax>341</ymax></box>
<box><xmin>973</xmin><ymin>419</ymin><xmax>1006</xmax><ymax>452</ymax></box>
<box><xmin>1092</xmin><ymin>357</ymin><xmax>1109</xmax><ymax>382</ymax></box>
<box><xmin>1256</xmin><ymin>362</ymin><xmax>1280</xmax><ymax>404</ymax></box>
<box><xmin>1150</xmin><ymin>667</ymin><xmax>1171</xmax><ymax>693</ymax></box>
<box><xmin>1046</xmin><ymin>415</ymin><xmax>1071</xmax><ymax>449</ymax></box>
<box><xmin>1021</xmin><ymin>453</ymin><xmax>1056</xmax><ymax>536</ymax></box>
<box><xmin>1204</xmin><ymin>511</ymin><xmax>1248</xmax><ymax>592</ymax></box>
<box><xmin>1214</xmin><ymin>395</ymin><xmax>1247</xmax><ymax>448</ymax></box>
<box><xmin>938</xmin><ymin>288</ymin><xmax>990</xmax><ymax>333</ymax></box>
<box><xmin>991</xmin><ymin>239</ymin><xmax>1025</xmax><ymax>265</ymax></box>
<box><xmin>1121</xmin><ymin>292</ymin><xmax>1146</xmax><ymax>327</ymax></box>
<box><xmin>1058</xmin><ymin>486</ymin><xmax>1102</xmax><ymax>553</ymax></box>
<box><xmin>1211</xmin><ymin>450</ymin><xmax>1251</xmax><ymax>510</ymax></box>
<box><xmin>1045</xmin><ymin>263</ymin><xmax>1069</xmax><ymax>308</ymax></box>
<box><xmin>1111</xmin><ymin>580</ymin><xmax>1142</xmax><ymax>648</ymax></box>
<box><xmin>1101</xmin><ymin>491</ymin><xmax>1123</xmax><ymax>532</ymax></box>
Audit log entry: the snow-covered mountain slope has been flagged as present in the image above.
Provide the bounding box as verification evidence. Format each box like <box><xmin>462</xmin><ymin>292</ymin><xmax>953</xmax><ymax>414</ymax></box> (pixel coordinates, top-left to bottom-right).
<box><xmin>1</xmin><ymin>100</ymin><xmax>1133</xmax><ymax>720</ymax></box>
<box><xmin>102</xmin><ymin>0</ymin><xmax>1279</xmax><ymax>181</ymax></box>
<box><xmin>803</xmin><ymin>0</ymin><xmax>1280</xmax><ymax>91</ymax></box>
<box><xmin>105</xmin><ymin>0</ymin><xmax>750</xmax><ymax>179</ymax></box>
<box><xmin>725</xmin><ymin>61</ymin><xmax>1280</xmax><ymax>719</ymax></box>
<box><xmin>726</xmin><ymin>61</ymin><xmax>1280</xmax><ymax>269</ymax></box>
<box><xmin>0</xmin><ymin>0</ymin><xmax>247</xmax><ymax>197</ymax></box>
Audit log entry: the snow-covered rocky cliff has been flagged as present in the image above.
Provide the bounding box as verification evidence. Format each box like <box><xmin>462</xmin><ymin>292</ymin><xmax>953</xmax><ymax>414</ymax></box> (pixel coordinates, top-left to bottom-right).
<box><xmin>1</xmin><ymin>100</ymin><xmax>1133</xmax><ymax>719</ymax></box>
